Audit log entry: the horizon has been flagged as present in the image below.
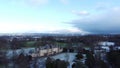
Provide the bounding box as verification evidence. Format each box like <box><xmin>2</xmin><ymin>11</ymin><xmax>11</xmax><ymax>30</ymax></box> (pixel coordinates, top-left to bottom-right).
<box><xmin>0</xmin><ymin>0</ymin><xmax>120</xmax><ymax>34</ymax></box>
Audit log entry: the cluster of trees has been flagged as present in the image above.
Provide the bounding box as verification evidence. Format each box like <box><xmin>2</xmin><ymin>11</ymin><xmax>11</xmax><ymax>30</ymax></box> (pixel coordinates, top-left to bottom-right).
<box><xmin>72</xmin><ymin>61</ymin><xmax>87</xmax><ymax>68</ymax></box>
<box><xmin>85</xmin><ymin>50</ymin><xmax>110</xmax><ymax>68</ymax></box>
<box><xmin>72</xmin><ymin>53</ymin><xmax>87</xmax><ymax>68</ymax></box>
<box><xmin>0</xmin><ymin>50</ymin><xmax>8</xmax><ymax>68</ymax></box>
<box><xmin>107</xmin><ymin>50</ymin><xmax>120</xmax><ymax>68</ymax></box>
<box><xmin>45</xmin><ymin>57</ymin><xmax>69</xmax><ymax>68</ymax></box>
<box><xmin>85</xmin><ymin>51</ymin><xmax>95</xmax><ymax>68</ymax></box>
<box><xmin>74</xmin><ymin>50</ymin><xmax>109</xmax><ymax>68</ymax></box>
<box><xmin>72</xmin><ymin>51</ymin><xmax>94</xmax><ymax>68</ymax></box>
<box><xmin>1</xmin><ymin>34</ymin><xmax>120</xmax><ymax>48</ymax></box>
<box><xmin>0</xmin><ymin>52</ymin><xmax>32</xmax><ymax>68</ymax></box>
<box><xmin>62</xmin><ymin>48</ymin><xmax>75</xmax><ymax>52</ymax></box>
<box><xmin>0</xmin><ymin>37</ymin><xmax>10</xmax><ymax>68</ymax></box>
<box><xmin>15</xmin><ymin>53</ymin><xmax>32</xmax><ymax>68</ymax></box>
<box><xmin>75</xmin><ymin>53</ymin><xmax>83</xmax><ymax>60</ymax></box>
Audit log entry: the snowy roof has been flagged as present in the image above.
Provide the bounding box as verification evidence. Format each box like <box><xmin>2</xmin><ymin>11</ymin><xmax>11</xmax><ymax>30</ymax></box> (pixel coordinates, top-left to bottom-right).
<box><xmin>98</xmin><ymin>41</ymin><xmax>115</xmax><ymax>46</ymax></box>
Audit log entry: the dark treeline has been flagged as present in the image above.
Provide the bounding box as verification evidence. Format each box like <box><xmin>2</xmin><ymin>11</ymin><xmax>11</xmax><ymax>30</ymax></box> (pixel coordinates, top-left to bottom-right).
<box><xmin>1</xmin><ymin>34</ymin><xmax>120</xmax><ymax>47</ymax></box>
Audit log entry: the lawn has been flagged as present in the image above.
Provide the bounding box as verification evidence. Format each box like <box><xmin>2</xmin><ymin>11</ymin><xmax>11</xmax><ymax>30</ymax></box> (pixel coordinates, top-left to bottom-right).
<box><xmin>0</xmin><ymin>64</ymin><xmax>4</xmax><ymax>68</ymax></box>
<box><xmin>24</xmin><ymin>41</ymin><xmax>36</xmax><ymax>47</ymax></box>
<box><xmin>56</xmin><ymin>42</ymin><xmax>68</xmax><ymax>47</ymax></box>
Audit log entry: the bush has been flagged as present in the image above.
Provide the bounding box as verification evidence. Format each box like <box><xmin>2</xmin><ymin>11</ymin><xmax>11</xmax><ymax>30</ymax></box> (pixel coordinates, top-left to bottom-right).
<box><xmin>69</xmin><ymin>49</ymin><xmax>74</xmax><ymax>52</ymax></box>
<box><xmin>63</xmin><ymin>48</ymin><xmax>68</xmax><ymax>52</ymax></box>
<box><xmin>85</xmin><ymin>51</ymin><xmax>95</xmax><ymax>68</ymax></box>
<box><xmin>45</xmin><ymin>58</ymin><xmax>69</xmax><ymax>68</ymax></box>
<box><xmin>107</xmin><ymin>50</ymin><xmax>120</xmax><ymax>68</ymax></box>
<box><xmin>72</xmin><ymin>61</ymin><xmax>87</xmax><ymax>68</ymax></box>
<box><xmin>75</xmin><ymin>53</ymin><xmax>83</xmax><ymax>60</ymax></box>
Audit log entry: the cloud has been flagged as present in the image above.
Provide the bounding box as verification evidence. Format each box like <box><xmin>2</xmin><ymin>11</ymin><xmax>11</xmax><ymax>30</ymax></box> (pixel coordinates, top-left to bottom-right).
<box><xmin>70</xmin><ymin>7</ymin><xmax>120</xmax><ymax>34</ymax></box>
<box><xmin>10</xmin><ymin>0</ymin><xmax>48</xmax><ymax>6</ymax></box>
<box><xmin>0</xmin><ymin>23</ymin><xmax>64</xmax><ymax>33</ymax></box>
<box><xmin>30</xmin><ymin>0</ymin><xmax>48</xmax><ymax>5</ymax></box>
<box><xmin>48</xmin><ymin>27</ymin><xmax>89</xmax><ymax>35</ymax></box>
<box><xmin>72</xmin><ymin>10</ymin><xmax>90</xmax><ymax>16</ymax></box>
<box><xmin>12</xmin><ymin>0</ymin><xmax>69</xmax><ymax>5</ymax></box>
<box><xmin>60</xmin><ymin>0</ymin><xmax>69</xmax><ymax>4</ymax></box>
<box><xmin>95</xmin><ymin>2</ymin><xmax>110</xmax><ymax>10</ymax></box>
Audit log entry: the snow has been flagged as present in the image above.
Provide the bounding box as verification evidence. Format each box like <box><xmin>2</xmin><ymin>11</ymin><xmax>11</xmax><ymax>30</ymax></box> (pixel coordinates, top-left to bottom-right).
<box><xmin>51</xmin><ymin>53</ymin><xmax>77</xmax><ymax>68</ymax></box>
<box><xmin>30</xmin><ymin>53</ymin><xmax>86</xmax><ymax>68</ymax></box>
<box><xmin>6</xmin><ymin>48</ymin><xmax>35</xmax><ymax>58</ymax></box>
<box><xmin>51</xmin><ymin>53</ymin><xmax>86</xmax><ymax>68</ymax></box>
<box><xmin>98</xmin><ymin>41</ymin><xmax>115</xmax><ymax>46</ymax></box>
<box><xmin>101</xmin><ymin>46</ymin><xmax>110</xmax><ymax>52</ymax></box>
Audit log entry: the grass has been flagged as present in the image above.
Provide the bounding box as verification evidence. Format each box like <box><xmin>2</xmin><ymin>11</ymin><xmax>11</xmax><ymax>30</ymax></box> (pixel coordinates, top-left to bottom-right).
<box><xmin>24</xmin><ymin>41</ymin><xmax>36</xmax><ymax>47</ymax></box>
<box><xmin>56</xmin><ymin>42</ymin><xmax>68</xmax><ymax>47</ymax></box>
<box><xmin>0</xmin><ymin>64</ymin><xmax>4</xmax><ymax>68</ymax></box>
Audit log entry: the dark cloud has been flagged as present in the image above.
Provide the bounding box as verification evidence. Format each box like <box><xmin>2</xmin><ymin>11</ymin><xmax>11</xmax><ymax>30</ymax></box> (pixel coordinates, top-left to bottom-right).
<box><xmin>70</xmin><ymin>8</ymin><xmax>120</xmax><ymax>34</ymax></box>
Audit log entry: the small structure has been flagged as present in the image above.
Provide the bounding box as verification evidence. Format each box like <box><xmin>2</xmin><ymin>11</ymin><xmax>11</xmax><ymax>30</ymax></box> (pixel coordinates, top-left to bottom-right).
<box><xmin>98</xmin><ymin>41</ymin><xmax>115</xmax><ymax>46</ymax></box>
<box><xmin>98</xmin><ymin>41</ymin><xmax>115</xmax><ymax>52</ymax></box>
<box><xmin>94</xmin><ymin>41</ymin><xmax>115</xmax><ymax>60</ymax></box>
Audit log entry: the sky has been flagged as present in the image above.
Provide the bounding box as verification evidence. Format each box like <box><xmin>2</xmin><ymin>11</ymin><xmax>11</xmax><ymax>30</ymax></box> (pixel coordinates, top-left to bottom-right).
<box><xmin>0</xmin><ymin>0</ymin><xmax>120</xmax><ymax>34</ymax></box>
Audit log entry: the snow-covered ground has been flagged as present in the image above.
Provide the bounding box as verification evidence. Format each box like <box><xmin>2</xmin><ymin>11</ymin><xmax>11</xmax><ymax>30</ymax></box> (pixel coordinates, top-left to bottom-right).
<box><xmin>52</xmin><ymin>53</ymin><xmax>77</xmax><ymax>68</ymax></box>
<box><xmin>6</xmin><ymin>48</ymin><xmax>35</xmax><ymax>58</ymax></box>
<box><xmin>32</xmin><ymin>53</ymin><xmax>86</xmax><ymax>68</ymax></box>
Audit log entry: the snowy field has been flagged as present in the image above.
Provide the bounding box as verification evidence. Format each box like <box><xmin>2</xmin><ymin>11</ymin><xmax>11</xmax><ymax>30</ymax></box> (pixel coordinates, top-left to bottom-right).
<box><xmin>32</xmin><ymin>53</ymin><xmax>86</xmax><ymax>68</ymax></box>
<box><xmin>52</xmin><ymin>53</ymin><xmax>77</xmax><ymax>68</ymax></box>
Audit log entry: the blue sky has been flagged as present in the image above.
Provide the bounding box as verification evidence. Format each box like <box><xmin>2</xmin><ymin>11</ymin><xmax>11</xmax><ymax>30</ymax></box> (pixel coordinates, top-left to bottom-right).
<box><xmin>0</xmin><ymin>0</ymin><xmax>120</xmax><ymax>34</ymax></box>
